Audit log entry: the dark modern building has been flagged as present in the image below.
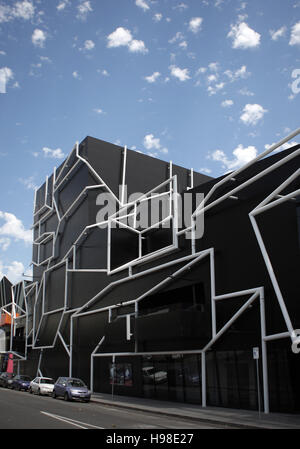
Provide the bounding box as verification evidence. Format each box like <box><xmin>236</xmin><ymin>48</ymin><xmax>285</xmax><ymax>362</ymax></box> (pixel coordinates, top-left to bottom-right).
<box><xmin>1</xmin><ymin>132</ymin><xmax>300</xmax><ymax>414</ymax></box>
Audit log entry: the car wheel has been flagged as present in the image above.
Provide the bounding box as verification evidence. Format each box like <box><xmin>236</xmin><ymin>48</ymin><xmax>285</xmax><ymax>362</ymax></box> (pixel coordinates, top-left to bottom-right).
<box><xmin>29</xmin><ymin>387</ymin><xmax>33</xmax><ymax>394</ymax></box>
<box><xmin>38</xmin><ymin>388</ymin><xmax>41</xmax><ymax>396</ymax></box>
<box><xmin>52</xmin><ymin>391</ymin><xmax>56</xmax><ymax>399</ymax></box>
<box><xmin>64</xmin><ymin>393</ymin><xmax>70</xmax><ymax>401</ymax></box>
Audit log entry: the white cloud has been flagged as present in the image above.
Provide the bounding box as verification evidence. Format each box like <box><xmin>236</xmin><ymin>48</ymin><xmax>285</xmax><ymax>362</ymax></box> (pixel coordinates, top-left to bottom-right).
<box><xmin>0</xmin><ymin>67</ymin><xmax>14</xmax><ymax>93</ymax></box>
<box><xmin>264</xmin><ymin>141</ymin><xmax>299</xmax><ymax>153</ymax></box>
<box><xmin>72</xmin><ymin>71</ymin><xmax>81</xmax><ymax>79</ymax></box>
<box><xmin>270</xmin><ymin>26</ymin><xmax>287</xmax><ymax>41</ymax></box>
<box><xmin>13</xmin><ymin>1</ymin><xmax>35</xmax><ymax>20</ymax></box>
<box><xmin>153</xmin><ymin>13</ymin><xmax>162</xmax><ymax>22</ymax></box>
<box><xmin>144</xmin><ymin>72</ymin><xmax>161</xmax><ymax>83</ymax></box>
<box><xmin>189</xmin><ymin>17</ymin><xmax>203</xmax><ymax>33</ymax></box>
<box><xmin>42</xmin><ymin>147</ymin><xmax>65</xmax><ymax>159</ymax></box>
<box><xmin>199</xmin><ymin>167</ymin><xmax>212</xmax><ymax>174</ymax></box>
<box><xmin>128</xmin><ymin>39</ymin><xmax>148</xmax><ymax>53</ymax></box>
<box><xmin>93</xmin><ymin>108</ymin><xmax>105</xmax><ymax>114</ymax></box>
<box><xmin>143</xmin><ymin>134</ymin><xmax>168</xmax><ymax>154</ymax></box>
<box><xmin>289</xmin><ymin>21</ymin><xmax>300</xmax><ymax>45</ymax></box>
<box><xmin>136</xmin><ymin>0</ymin><xmax>150</xmax><ymax>11</ymax></box>
<box><xmin>169</xmin><ymin>31</ymin><xmax>185</xmax><ymax>44</ymax></box>
<box><xmin>77</xmin><ymin>1</ymin><xmax>92</xmax><ymax>20</ymax></box>
<box><xmin>19</xmin><ymin>176</ymin><xmax>37</xmax><ymax>190</ymax></box>
<box><xmin>207</xmin><ymin>74</ymin><xmax>218</xmax><ymax>84</ymax></box>
<box><xmin>173</xmin><ymin>3</ymin><xmax>188</xmax><ymax>10</ymax></box>
<box><xmin>107</xmin><ymin>27</ymin><xmax>132</xmax><ymax>48</ymax></box>
<box><xmin>0</xmin><ymin>1</ymin><xmax>35</xmax><ymax>23</ymax></box>
<box><xmin>221</xmin><ymin>99</ymin><xmax>234</xmax><ymax>107</ymax></box>
<box><xmin>83</xmin><ymin>39</ymin><xmax>95</xmax><ymax>50</ymax></box>
<box><xmin>0</xmin><ymin>211</ymin><xmax>32</xmax><ymax>245</ymax></box>
<box><xmin>210</xmin><ymin>144</ymin><xmax>258</xmax><ymax>171</ymax></box>
<box><xmin>228</xmin><ymin>21</ymin><xmax>261</xmax><ymax>49</ymax></box>
<box><xmin>208</xmin><ymin>62</ymin><xmax>219</xmax><ymax>72</ymax></box>
<box><xmin>0</xmin><ymin>260</ymin><xmax>26</xmax><ymax>284</ymax></box>
<box><xmin>107</xmin><ymin>27</ymin><xmax>148</xmax><ymax>53</ymax></box>
<box><xmin>224</xmin><ymin>65</ymin><xmax>250</xmax><ymax>81</ymax></box>
<box><xmin>239</xmin><ymin>87</ymin><xmax>254</xmax><ymax>96</ymax></box>
<box><xmin>0</xmin><ymin>238</ymin><xmax>10</xmax><ymax>251</ymax></box>
<box><xmin>32</xmin><ymin>29</ymin><xmax>47</xmax><ymax>48</ymax></box>
<box><xmin>57</xmin><ymin>0</ymin><xmax>70</xmax><ymax>11</ymax></box>
<box><xmin>207</xmin><ymin>82</ymin><xmax>225</xmax><ymax>95</ymax></box>
<box><xmin>0</xmin><ymin>4</ymin><xmax>11</xmax><ymax>23</ymax></box>
<box><xmin>240</xmin><ymin>103</ymin><xmax>267</xmax><ymax>125</ymax></box>
<box><xmin>169</xmin><ymin>65</ymin><xmax>190</xmax><ymax>81</ymax></box>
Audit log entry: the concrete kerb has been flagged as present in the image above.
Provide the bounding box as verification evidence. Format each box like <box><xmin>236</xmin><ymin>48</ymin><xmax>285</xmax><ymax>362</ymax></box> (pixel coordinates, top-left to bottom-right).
<box><xmin>90</xmin><ymin>395</ymin><xmax>293</xmax><ymax>429</ymax></box>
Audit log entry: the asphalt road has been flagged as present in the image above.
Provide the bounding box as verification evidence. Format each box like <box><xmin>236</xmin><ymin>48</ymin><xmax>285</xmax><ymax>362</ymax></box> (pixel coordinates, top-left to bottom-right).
<box><xmin>0</xmin><ymin>387</ymin><xmax>233</xmax><ymax>430</ymax></box>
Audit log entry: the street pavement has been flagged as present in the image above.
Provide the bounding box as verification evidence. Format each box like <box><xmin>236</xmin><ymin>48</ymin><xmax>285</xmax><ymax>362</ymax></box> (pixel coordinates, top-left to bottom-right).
<box><xmin>91</xmin><ymin>392</ymin><xmax>300</xmax><ymax>429</ymax></box>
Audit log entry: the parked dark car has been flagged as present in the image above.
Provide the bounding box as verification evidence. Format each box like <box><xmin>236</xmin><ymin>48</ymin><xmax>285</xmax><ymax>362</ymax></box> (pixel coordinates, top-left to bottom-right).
<box><xmin>52</xmin><ymin>377</ymin><xmax>91</xmax><ymax>402</ymax></box>
<box><xmin>11</xmin><ymin>375</ymin><xmax>32</xmax><ymax>391</ymax></box>
<box><xmin>0</xmin><ymin>372</ymin><xmax>15</xmax><ymax>388</ymax></box>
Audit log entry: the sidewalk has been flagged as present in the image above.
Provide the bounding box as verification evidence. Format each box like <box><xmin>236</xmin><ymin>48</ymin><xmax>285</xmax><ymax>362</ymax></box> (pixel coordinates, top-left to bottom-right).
<box><xmin>91</xmin><ymin>392</ymin><xmax>300</xmax><ymax>429</ymax></box>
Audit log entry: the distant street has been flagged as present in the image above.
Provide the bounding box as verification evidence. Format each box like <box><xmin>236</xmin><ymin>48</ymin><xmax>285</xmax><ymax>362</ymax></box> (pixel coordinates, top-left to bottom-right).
<box><xmin>0</xmin><ymin>388</ymin><xmax>235</xmax><ymax>429</ymax></box>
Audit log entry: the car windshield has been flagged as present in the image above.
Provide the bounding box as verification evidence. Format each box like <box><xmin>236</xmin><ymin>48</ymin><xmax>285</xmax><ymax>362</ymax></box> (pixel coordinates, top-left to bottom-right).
<box><xmin>67</xmin><ymin>379</ymin><xmax>85</xmax><ymax>387</ymax></box>
<box><xmin>19</xmin><ymin>376</ymin><xmax>31</xmax><ymax>381</ymax></box>
<box><xmin>40</xmin><ymin>378</ymin><xmax>54</xmax><ymax>384</ymax></box>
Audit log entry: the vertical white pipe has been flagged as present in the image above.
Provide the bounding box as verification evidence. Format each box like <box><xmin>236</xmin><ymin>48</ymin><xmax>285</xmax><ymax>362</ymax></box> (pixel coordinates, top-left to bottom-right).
<box><xmin>201</xmin><ymin>352</ymin><xmax>206</xmax><ymax>407</ymax></box>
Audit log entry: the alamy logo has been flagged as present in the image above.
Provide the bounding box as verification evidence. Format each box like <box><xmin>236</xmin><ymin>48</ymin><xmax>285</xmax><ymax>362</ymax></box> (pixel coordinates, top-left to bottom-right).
<box><xmin>95</xmin><ymin>187</ymin><xmax>205</xmax><ymax>240</ymax></box>
<box><xmin>291</xmin><ymin>69</ymin><xmax>300</xmax><ymax>95</ymax></box>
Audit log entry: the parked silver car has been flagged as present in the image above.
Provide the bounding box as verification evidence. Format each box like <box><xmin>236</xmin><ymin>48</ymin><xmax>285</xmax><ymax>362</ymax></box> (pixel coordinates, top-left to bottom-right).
<box><xmin>29</xmin><ymin>377</ymin><xmax>55</xmax><ymax>395</ymax></box>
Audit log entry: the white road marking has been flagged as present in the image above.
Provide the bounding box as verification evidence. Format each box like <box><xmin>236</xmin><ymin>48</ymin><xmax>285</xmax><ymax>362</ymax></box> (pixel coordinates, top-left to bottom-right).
<box><xmin>40</xmin><ymin>411</ymin><xmax>105</xmax><ymax>429</ymax></box>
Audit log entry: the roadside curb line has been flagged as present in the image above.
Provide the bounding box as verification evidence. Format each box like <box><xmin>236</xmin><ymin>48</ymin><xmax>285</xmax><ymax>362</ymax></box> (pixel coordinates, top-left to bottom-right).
<box><xmin>90</xmin><ymin>398</ymin><xmax>266</xmax><ymax>429</ymax></box>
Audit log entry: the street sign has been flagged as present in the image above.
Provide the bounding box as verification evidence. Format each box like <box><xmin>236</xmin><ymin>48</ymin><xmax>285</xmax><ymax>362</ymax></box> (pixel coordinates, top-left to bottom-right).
<box><xmin>253</xmin><ymin>347</ymin><xmax>260</xmax><ymax>359</ymax></box>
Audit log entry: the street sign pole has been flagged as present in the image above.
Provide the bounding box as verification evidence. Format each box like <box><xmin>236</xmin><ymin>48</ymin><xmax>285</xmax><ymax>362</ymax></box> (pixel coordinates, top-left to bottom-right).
<box><xmin>253</xmin><ymin>347</ymin><xmax>261</xmax><ymax>418</ymax></box>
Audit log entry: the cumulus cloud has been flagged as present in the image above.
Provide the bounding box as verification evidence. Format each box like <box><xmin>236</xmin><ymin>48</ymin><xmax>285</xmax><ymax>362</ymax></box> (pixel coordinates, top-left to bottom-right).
<box><xmin>0</xmin><ymin>211</ymin><xmax>32</xmax><ymax>245</ymax></box>
<box><xmin>224</xmin><ymin>65</ymin><xmax>250</xmax><ymax>81</ymax></box>
<box><xmin>107</xmin><ymin>27</ymin><xmax>148</xmax><ymax>53</ymax></box>
<box><xmin>0</xmin><ymin>238</ymin><xmax>10</xmax><ymax>251</ymax></box>
<box><xmin>0</xmin><ymin>260</ymin><xmax>26</xmax><ymax>284</ymax></box>
<box><xmin>264</xmin><ymin>141</ymin><xmax>299</xmax><ymax>153</ymax></box>
<box><xmin>209</xmin><ymin>144</ymin><xmax>258</xmax><ymax>171</ymax></box>
<box><xmin>0</xmin><ymin>67</ymin><xmax>14</xmax><ymax>93</ymax></box>
<box><xmin>83</xmin><ymin>39</ymin><xmax>95</xmax><ymax>50</ymax></box>
<box><xmin>169</xmin><ymin>65</ymin><xmax>190</xmax><ymax>81</ymax></box>
<box><xmin>270</xmin><ymin>26</ymin><xmax>287</xmax><ymax>41</ymax></box>
<box><xmin>289</xmin><ymin>21</ymin><xmax>300</xmax><ymax>45</ymax></box>
<box><xmin>32</xmin><ymin>29</ymin><xmax>47</xmax><ymax>48</ymax></box>
<box><xmin>189</xmin><ymin>17</ymin><xmax>203</xmax><ymax>33</ymax></box>
<box><xmin>76</xmin><ymin>1</ymin><xmax>92</xmax><ymax>20</ymax></box>
<box><xmin>144</xmin><ymin>72</ymin><xmax>161</xmax><ymax>83</ymax></box>
<box><xmin>153</xmin><ymin>13</ymin><xmax>162</xmax><ymax>22</ymax></box>
<box><xmin>72</xmin><ymin>71</ymin><xmax>81</xmax><ymax>79</ymax></box>
<box><xmin>240</xmin><ymin>103</ymin><xmax>267</xmax><ymax>125</ymax></box>
<box><xmin>143</xmin><ymin>134</ymin><xmax>168</xmax><ymax>155</ymax></box>
<box><xmin>0</xmin><ymin>1</ymin><xmax>35</xmax><ymax>23</ymax></box>
<box><xmin>221</xmin><ymin>99</ymin><xmax>234</xmax><ymax>107</ymax></box>
<box><xmin>228</xmin><ymin>21</ymin><xmax>261</xmax><ymax>49</ymax></box>
<box><xmin>207</xmin><ymin>82</ymin><xmax>225</xmax><ymax>95</ymax></box>
<box><xmin>135</xmin><ymin>0</ymin><xmax>150</xmax><ymax>11</ymax></box>
<box><xmin>42</xmin><ymin>147</ymin><xmax>65</xmax><ymax>159</ymax></box>
<box><xmin>57</xmin><ymin>0</ymin><xmax>70</xmax><ymax>11</ymax></box>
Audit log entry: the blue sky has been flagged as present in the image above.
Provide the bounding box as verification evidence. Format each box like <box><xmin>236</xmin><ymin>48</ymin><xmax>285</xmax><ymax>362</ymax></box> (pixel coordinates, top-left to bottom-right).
<box><xmin>0</xmin><ymin>0</ymin><xmax>299</xmax><ymax>283</ymax></box>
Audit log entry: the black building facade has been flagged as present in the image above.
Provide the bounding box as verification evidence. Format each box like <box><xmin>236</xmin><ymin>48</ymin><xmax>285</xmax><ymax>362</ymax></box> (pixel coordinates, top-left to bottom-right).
<box><xmin>1</xmin><ymin>132</ymin><xmax>300</xmax><ymax>414</ymax></box>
